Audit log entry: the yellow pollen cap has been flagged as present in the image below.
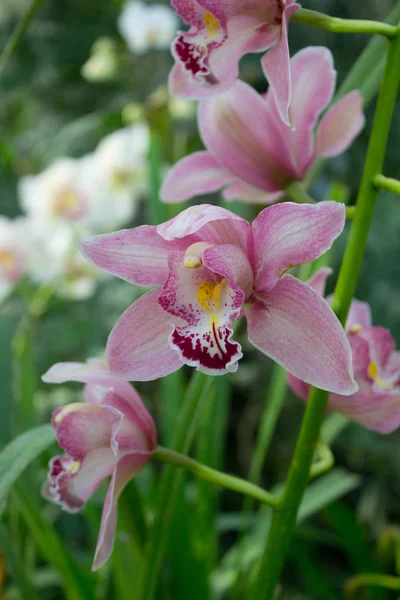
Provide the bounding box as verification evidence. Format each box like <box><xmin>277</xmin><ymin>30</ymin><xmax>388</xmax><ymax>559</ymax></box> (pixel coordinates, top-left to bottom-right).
<box><xmin>184</xmin><ymin>256</ymin><xmax>202</xmax><ymax>269</ymax></box>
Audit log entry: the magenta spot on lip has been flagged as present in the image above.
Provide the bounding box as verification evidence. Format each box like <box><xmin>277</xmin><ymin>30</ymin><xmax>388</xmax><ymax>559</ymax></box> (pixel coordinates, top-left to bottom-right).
<box><xmin>171</xmin><ymin>324</ymin><xmax>238</xmax><ymax>371</ymax></box>
<box><xmin>174</xmin><ymin>33</ymin><xmax>209</xmax><ymax>77</ymax></box>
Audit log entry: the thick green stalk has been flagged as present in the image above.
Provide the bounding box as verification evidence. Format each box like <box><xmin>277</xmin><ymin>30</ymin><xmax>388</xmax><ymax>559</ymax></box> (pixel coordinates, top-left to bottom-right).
<box><xmin>374</xmin><ymin>174</ymin><xmax>400</xmax><ymax>195</ymax></box>
<box><xmin>139</xmin><ymin>372</ymin><xmax>214</xmax><ymax>600</ymax></box>
<box><xmin>153</xmin><ymin>447</ymin><xmax>279</xmax><ymax>508</ymax></box>
<box><xmin>292</xmin><ymin>9</ymin><xmax>398</xmax><ymax>37</ymax></box>
<box><xmin>252</xmin><ymin>25</ymin><xmax>400</xmax><ymax>600</ymax></box>
<box><xmin>331</xmin><ymin>29</ymin><xmax>400</xmax><ymax>325</ymax></box>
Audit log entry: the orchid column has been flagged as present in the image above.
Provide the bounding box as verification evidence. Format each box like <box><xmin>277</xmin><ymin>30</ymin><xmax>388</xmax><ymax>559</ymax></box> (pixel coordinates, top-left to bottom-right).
<box><xmin>253</xmin><ymin>19</ymin><xmax>400</xmax><ymax>599</ymax></box>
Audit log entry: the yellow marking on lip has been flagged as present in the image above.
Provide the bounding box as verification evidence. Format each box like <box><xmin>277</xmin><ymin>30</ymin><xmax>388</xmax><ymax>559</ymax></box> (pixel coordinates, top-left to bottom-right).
<box><xmin>197</xmin><ymin>278</ymin><xmax>227</xmax><ymax>313</ymax></box>
<box><xmin>197</xmin><ymin>281</ymin><xmax>216</xmax><ymax>311</ymax></box>
<box><xmin>368</xmin><ymin>361</ymin><xmax>390</xmax><ymax>389</ymax></box>
<box><xmin>204</xmin><ymin>11</ymin><xmax>220</xmax><ymax>38</ymax></box>
<box><xmin>368</xmin><ymin>361</ymin><xmax>378</xmax><ymax>379</ymax></box>
<box><xmin>349</xmin><ymin>324</ymin><xmax>362</xmax><ymax>334</ymax></box>
<box><xmin>69</xmin><ymin>460</ymin><xmax>80</xmax><ymax>474</ymax></box>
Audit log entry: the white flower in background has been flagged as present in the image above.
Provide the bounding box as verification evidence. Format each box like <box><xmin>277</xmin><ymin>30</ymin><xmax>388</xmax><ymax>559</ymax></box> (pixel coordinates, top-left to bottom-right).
<box><xmin>118</xmin><ymin>1</ymin><xmax>177</xmax><ymax>54</ymax></box>
<box><xmin>26</xmin><ymin>224</ymin><xmax>104</xmax><ymax>301</ymax></box>
<box><xmin>84</xmin><ymin>122</ymin><xmax>150</xmax><ymax>229</ymax></box>
<box><xmin>15</xmin><ymin>122</ymin><xmax>150</xmax><ymax>301</ymax></box>
<box><xmin>81</xmin><ymin>38</ymin><xmax>119</xmax><ymax>82</ymax></box>
<box><xmin>18</xmin><ymin>158</ymin><xmax>90</xmax><ymax>231</ymax></box>
<box><xmin>0</xmin><ymin>216</ymin><xmax>29</xmax><ymax>302</ymax></box>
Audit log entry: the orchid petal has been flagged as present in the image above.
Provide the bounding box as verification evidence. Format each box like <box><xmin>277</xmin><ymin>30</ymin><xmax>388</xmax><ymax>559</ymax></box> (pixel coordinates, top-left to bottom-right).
<box><xmin>306</xmin><ymin>267</ymin><xmax>333</xmax><ymax>297</ymax></box>
<box><xmin>246</xmin><ymin>275</ymin><xmax>357</xmax><ymax>394</ymax></box>
<box><xmin>102</xmin><ymin>389</ymin><xmax>157</xmax><ymax>454</ymax></box>
<box><xmin>80</xmin><ymin>226</ymin><xmax>186</xmax><ymax>287</ymax></box>
<box><xmin>264</xmin><ymin>46</ymin><xmax>337</xmax><ymax>176</ymax></box>
<box><xmin>346</xmin><ymin>299</ymin><xmax>372</xmax><ymax>331</ymax></box>
<box><xmin>157</xmin><ymin>203</ymin><xmax>250</xmax><ymax>251</ymax></box>
<box><xmin>42</xmin><ymin>359</ymin><xmax>141</xmax><ymax>409</ymax></box>
<box><xmin>252</xmin><ymin>202</ymin><xmax>345</xmax><ymax>294</ymax></box>
<box><xmin>160</xmin><ymin>151</ymin><xmax>232</xmax><ymax>203</ymax></box>
<box><xmin>316</xmin><ymin>91</ymin><xmax>366</xmax><ymax>158</ymax></box>
<box><xmin>106</xmin><ymin>289</ymin><xmax>183</xmax><ymax>382</ymax></box>
<box><xmin>261</xmin><ymin>3</ymin><xmax>300</xmax><ymax>127</ymax></box>
<box><xmin>202</xmin><ymin>244</ymin><xmax>253</xmax><ymax>299</ymax></box>
<box><xmin>93</xmin><ymin>454</ymin><xmax>147</xmax><ymax>570</ymax></box>
<box><xmin>52</xmin><ymin>403</ymin><xmax>119</xmax><ymax>460</ymax></box>
<box><xmin>222</xmin><ymin>180</ymin><xmax>283</xmax><ymax>205</ymax></box>
<box><xmin>169</xmin><ymin>13</ymin><xmax>277</xmax><ymax>99</ymax></box>
<box><xmin>199</xmin><ymin>81</ymin><xmax>291</xmax><ymax>192</ymax></box>
<box><xmin>159</xmin><ymin>251</ymin><xmax>243</xmax><ymax>375</ymax></box>
<box><xmin>43</xmin><ymin>448</ymin><xmax>115</xmax><ymax>513</ymax></box>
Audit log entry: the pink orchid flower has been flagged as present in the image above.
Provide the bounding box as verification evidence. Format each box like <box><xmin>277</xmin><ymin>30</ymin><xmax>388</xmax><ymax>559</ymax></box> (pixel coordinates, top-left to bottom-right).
<box><xmin>169</xmin><ymin>0</ymin><xmax>301</xmax><ymax>126</ymax></box>
<box><xmin>288</xmin><ymin>269</ymin><xmax>400</xmax><ymax>434</ymax></box>
<box><xmin>41</xmin><ymin>359</ymin><xmax>157</xmax><ymax>570</ymax></box>
<box><xmin>81</xmin><ymin>203</ymin><xmax>357</xmax><ymax>396</ymax></box>
<box><xmin>162</xmin><ymin>47</ymin><xmax>365</xmax><ymax>205</ymax></box>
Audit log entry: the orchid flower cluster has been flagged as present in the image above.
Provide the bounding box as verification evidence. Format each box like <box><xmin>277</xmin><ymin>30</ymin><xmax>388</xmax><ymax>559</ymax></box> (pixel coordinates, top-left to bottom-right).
<box><xmin>36</xmin><ymin>0</ymin><xmax>400</xmax><ymax>583</ymax></box>
<box><xmin>0</xmin><ymin>123</ymin><xmax>150</xmax><ymax>303</ymax></box>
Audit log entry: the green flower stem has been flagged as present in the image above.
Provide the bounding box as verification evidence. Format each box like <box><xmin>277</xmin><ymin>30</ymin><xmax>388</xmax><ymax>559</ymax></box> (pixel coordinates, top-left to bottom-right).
<box><xmin>285</xmin><ymin>181</ymin><xmax>315</xmax><ymax>204</ymax></box>
<box><xmin>153</xmin><ymin>447</ymin><xmax>279</xmax><ymax>509</ymax></box>
<box><xmin>252</xmin><ymin>25</ymin><xmax>400</xmax><ymax>600</ymax></box>
<box><xmin>291</xmin><ymin>9</ymin><xmax>398</xmax><ymax>38</ymax></box>
<box><xmin>139</xmin><ymin>372</ymin><xmax>214</xmax><ymax>600</ymax></box>
<box><xmin>345</xmin><ymin>574</ymin><xmax>400</xmax><ymax>597</ymax></box>
<box><xmin>346</xmin><ymin>206</ymin><xmax>356</xmax><ymax>219</ymax></box>
<box><xmin>374</xmin><ymin>174</ymin><xmax>400</xmax><ymax>195</ymax></box>
<box><xmin>0</xmin><ymin>0</ymin><xmax>44</xmax><ymax>77</ymax></box>
<box><xmin>331</xmin><ymin>29</ymin><xmax>400</xmax><ymax>325</ymax></box>
<box><xmin>309</xmin><ymin>439</ymin><xmax>334</xmax><ymax>481</ymax></box>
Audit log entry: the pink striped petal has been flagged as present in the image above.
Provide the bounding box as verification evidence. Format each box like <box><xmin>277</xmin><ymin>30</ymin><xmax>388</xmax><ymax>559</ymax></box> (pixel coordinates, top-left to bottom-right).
<box><xmin>252</xmin><ymin>202</ymin><xmax>345</xmax><ymax>294</ymax></box>
<box><xmin>316</xmin><ymin>91</ymin><xmax>366</xmax><ymax>158</ymax></box>
<box><xmin>160</xmin><ymin>151</ymin><xmax>232</xmax><ymax>203</ymax></box>
<box><xmin>222</xmin><ymin>180</ymin><xmax>283</xmax><ymax>205</ymax></box>
<box><xmin>264</xmin><ymin>46</ymin><xmax>336</xmax><ymax>176</ymax></box>
<box><xmin>261</xmin><ymin>3</ymin><xmax>300</xmax><ymax>127</ymax></box>
<box><xmin>157</xmin><ymin>203</ymin><xmax>250</xmax><ymax>252</ymax></box>
<box><xmin>199</xmin><ymin>81</ymin><xmax>291</xmax><ymax>192</ymax></box>
<box><xmin>42</xmin><ymin>359</ymin><xmax>143</xmax><ymax>411</ymax></box>
<box><xmin>106</xmin><ymin>289</ymin><xmax>183</xmax><ymax>382</ymax></box>
<box><xmin>246</xmin><ymin>274</ymin><xmax>357</xmax><ymax>394</ymax></box>
<box><xmin>346</xmin><ymin>299</ymin><xmax>372</xmax><ymax>332</ymax></box>
<box><xmin>306</xmin><ymin>267</ymin><xmax>333</xmax><ymax>297</ymax></box>
<box><xmin>52</xmin><ymin>403</ymin><xmax>119</xmax><ymax>460</ymax></box>
<box><xmin>80</xmin><ymin>226</ymin><xmax>186</xmax><ymax>287</ymax></box>
<box><xmin>93</xmin><ymin>453</ymin><xmax>149</xmax><ymax>570</ymax></box>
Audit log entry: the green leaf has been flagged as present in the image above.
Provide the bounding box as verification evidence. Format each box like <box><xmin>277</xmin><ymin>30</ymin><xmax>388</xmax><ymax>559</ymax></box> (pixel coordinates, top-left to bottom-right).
<box><xmin>0</xmin><ymin>424</ymin><xmax>55</xmax><ymax>515</ymax></box>
<box><xmin>0</xmin><ymin>522</ymin><xmax>40</xmax><ymax>599</ymax></box>
<box><xmin>212</xmin><ymin>469</ymin><xmax>361</xmax><ymax>598</ymax></box>
<box><xmin>12</xmin><ymin>480</ymin><xmax>96</xmax><ymax>600</ymax></box>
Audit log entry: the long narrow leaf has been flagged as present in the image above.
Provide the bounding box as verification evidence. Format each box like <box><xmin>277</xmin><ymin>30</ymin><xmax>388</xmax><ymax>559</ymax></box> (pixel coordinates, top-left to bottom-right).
<box><xmin>0</xmin><ymin>424</ymin><xmax>55</xmax><ymax>516</ymax></box>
